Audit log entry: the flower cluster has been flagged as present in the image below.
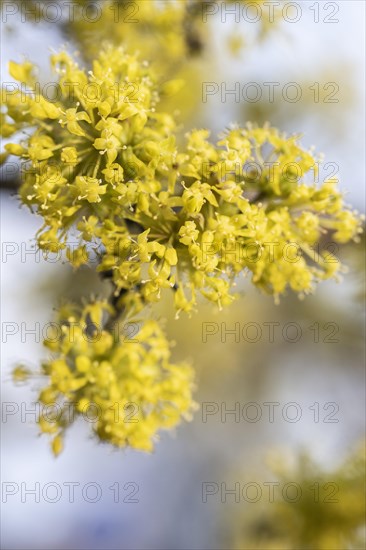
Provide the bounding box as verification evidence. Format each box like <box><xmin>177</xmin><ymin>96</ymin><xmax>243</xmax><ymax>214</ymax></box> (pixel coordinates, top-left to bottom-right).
<box><xmin>2</xmin><ymin>50</ymin><xmax>362</xmax><ymax>313</ymax></box>
<box><xmin>174</xmin><ymin>127</ymin><xmax>363</xmax><ymax>307</ymax></box>
<box><xmin>3</xmin><ymin>47</ymin><xmax>362</xmax><ymax>454</ymax></box>
<box><xmin>33</xmin><ymin>301</ymin><xmax>194</xmax><ymax>455</ymax></box>
<box><xmin>3</xmin><ymin>48</ymin><xmax>176</xmax><ymax>247</ymax></box>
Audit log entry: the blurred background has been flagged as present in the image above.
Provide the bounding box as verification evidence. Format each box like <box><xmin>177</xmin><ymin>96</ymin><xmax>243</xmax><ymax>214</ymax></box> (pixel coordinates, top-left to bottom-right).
<box><xmin>1</xmin><ymin>1</ymin><xmax>365</xmax><ymax>549</ymax></box>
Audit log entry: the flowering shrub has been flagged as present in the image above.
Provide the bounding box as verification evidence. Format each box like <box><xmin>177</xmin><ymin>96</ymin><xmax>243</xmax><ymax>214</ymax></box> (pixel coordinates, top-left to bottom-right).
<box><xmin>2</xmin><ymin>3</ymin><xmax>362</xmax><ymax>455</ymax></box>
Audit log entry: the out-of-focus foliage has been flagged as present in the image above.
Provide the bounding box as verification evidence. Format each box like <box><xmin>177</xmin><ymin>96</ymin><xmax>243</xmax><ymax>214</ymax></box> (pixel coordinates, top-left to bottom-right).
<box><xmin>230</xmin><ymin>444</ymin><xmax>366</xmax><ymax>549</ymax></box>
<box><xmin>1</xmin><ymin>0</ymin><xmax>280</xmax><ymax>64</ymax></box>
<box><xmin>68</xmin><ymin>0</ymin><xmax>206</xmax><ymax>68</ymax></box>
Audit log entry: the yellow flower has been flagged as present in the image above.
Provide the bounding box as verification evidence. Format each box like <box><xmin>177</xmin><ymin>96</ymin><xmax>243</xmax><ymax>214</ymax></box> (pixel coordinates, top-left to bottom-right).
<box><xmin>93</xmin><ymin>132</ymin><xmax>120</xmax><ymax>165</ymax></box>
<box><xmin>59</xmin><ymin>108</ymin><xmax>91</xmax><ymax>136</ymax></box>
<box><xmin>74</xmin><ymin>176</ymin><xmax>107</xmax><ymax>203</ymax></box>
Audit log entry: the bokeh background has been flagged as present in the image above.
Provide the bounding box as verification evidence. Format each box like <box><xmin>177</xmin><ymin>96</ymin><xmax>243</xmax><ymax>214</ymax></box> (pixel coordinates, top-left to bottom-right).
<box><xmin>1</xmin><ymin>1</ymin><xmax>365</xmax><ymax>549</ymax></box>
